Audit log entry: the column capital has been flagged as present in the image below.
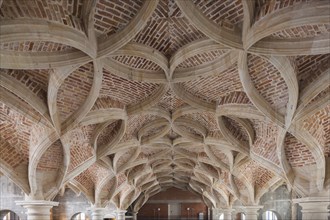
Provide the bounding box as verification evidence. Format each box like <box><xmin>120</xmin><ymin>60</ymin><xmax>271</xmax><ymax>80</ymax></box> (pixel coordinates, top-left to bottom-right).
<box><xmin>90</xmin><ymin>208</ymin><xmax>106</xmax><ymax>220</ymax></box>
<box><xmin>293</xmin><ymin>196</ymin><xmax>329</xmax><ymax>220</ymax></box>
<box><xmin>16</xmin><ymin>200</ymin><xmax>59</xmax><ymax>207</ymax></box>
<box><xmin>15</xmin><ymin>200</ymin><xmax>58</xmax><ymax>220</ymax></box>
<box><xmin>244</xmin><ymin>206</ymin><xmax>263</xmax><ymax>220</ymax></box>
<box><xmin>116</xmin><ymin>210</ymin><xmax>127</xmax><ymax>220</ymax></box>
<box><xmin>293</xmin><ymin>196</ymin><xmax>330</xmax><ymax>203</ymax></box>
<box><xmin>244</xmin><ymin>205</ymin><xmax>263</xmax><ymax>212</ymax></box>
<box><xmin>222</xmin><ymin>208</ymin><xmax>235</xmax><ymax>212</ymax></box>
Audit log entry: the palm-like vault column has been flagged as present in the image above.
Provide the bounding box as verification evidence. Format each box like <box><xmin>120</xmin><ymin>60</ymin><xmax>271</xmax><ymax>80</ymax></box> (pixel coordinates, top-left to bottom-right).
<box><xmin>244</xmin><ymin>206</ymin><xmax>263</xmax><ymax>220</ymax></box>
<box><xmin>293</xmin><ymin>197</ymin><xmax>330</xmax><ymax>220</ymax></box>
<box><xmin>16</xmin><ymin>200</ymin><xmax>58</xmax><ymax>220</ymax></box>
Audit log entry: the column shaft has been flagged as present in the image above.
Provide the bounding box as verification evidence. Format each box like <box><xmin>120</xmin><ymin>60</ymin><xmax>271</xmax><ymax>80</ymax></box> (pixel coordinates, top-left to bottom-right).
<box><xmin>132</xmin><ymin>212</ymin><xmax>138</xmax><ymax>220</ymax></box>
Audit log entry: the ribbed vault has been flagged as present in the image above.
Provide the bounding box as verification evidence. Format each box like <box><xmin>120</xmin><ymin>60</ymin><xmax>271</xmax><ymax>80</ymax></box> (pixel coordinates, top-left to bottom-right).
<box><xmin>0</xmin><ymin>0</ymin><xmax>329</xmax><ymax>211</ymax></box>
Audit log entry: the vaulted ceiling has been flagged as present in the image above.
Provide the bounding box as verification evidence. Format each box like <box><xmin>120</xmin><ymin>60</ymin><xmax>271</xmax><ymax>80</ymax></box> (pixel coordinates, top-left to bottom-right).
<box><xmin>0</xmin><ymin>0</ymin><xmax>329</xmax><ymax>211</ymax></box>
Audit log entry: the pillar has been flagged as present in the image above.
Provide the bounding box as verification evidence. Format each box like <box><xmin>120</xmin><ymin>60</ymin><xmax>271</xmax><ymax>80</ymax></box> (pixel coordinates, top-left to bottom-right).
<box><xmin>212</xmin><ymin>208</ymin><xmax>221</xmax><ymax>220</ymax></box>
<box><xmin>223</xmin><ymin>208</ymin><xmax>234</xmax><ymax>220</ymax></box>
<box><xmin>16</xmin><ymin>200</ymin><xmax>58</xmax><ymax>220</ymax></box>
<box><xmin>132</xmin><ymin>211</ymin><xmax>138</xmax><ymax>220</ymax></box>
<box><xmin>293</xmin><ymin>197</ymin><xmax>330</xmax><ymax>220</ymax></box>
<box><xmin>116</xmin><ymin>210</ymin><xmax>127</xmax><ymax>220</ymax></box>
<box><xmin>244</xmin><ymin>206</ymin><xmax>263</xmax><ymax>220</ymax></box>
<box><xmin>90</xmin><ymin>208</ymin><xmax>105</xmax><ymax>220</ymax></box>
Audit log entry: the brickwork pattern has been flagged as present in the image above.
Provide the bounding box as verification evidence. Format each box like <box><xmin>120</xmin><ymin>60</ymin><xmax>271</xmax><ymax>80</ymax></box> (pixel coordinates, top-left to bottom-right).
<box><xmin>303</xmin><ymin>105</ymin><xmax>330</xmax><ymax>157</ymax></box>
<box><xmin>177</xmin><ymin>49</ymin><xmax>228</xmax><ymax>68</ymax></box>
<box><xmin>157</xmin><ymin>89</ymin><xmax>185</xmax><ymax>112</ymax></box>
<box><xmin>0</xmin><ymin>139</ymin><xmax>25</xmax><ymax>169</ymax></box>
<box><xmin>252</xmin><ymin>119</ymin><xmax>280</xmax><ymax>165</ymax></box>
<box><xmin>67</xmin><ymin>125</ymin><xmax>95</xmax><ymax>173</ymax></box>
<box><xmin>0</xmin><ymin>103</ymin><xmax>34</xmax><ymax>162</ymax></box>
<box><xmin>181</xmin><ymin>64</ymin><xmax>243</xmax><ymax>104</ymax></box>
<box><xmin>217</xmin><ymin>91</ymin><xmax>252</xmax><ymax>106</ymax></box>
<box><xmin>248</xmin><ymin>54</ymin><xmax>289</xmax><ymax>115</ymax></box>
<box><xmin>182</xmin><ymin>112</ymin><xmax>218</xmax><ymax>132</ymax></box>
<box><xmin>94</xmin><ymin>0</ymin><xmax>143</xmax><ymax>36</ymax></box>
<box><xmin>91</xmin><ymin>97</ymin><xmax>125</xmax><ymax>110</ymax></box>
<box><xmin>295</xmin><ymin>54</ymin><xmax>330</xmax><ymax>90</ymax></box>
<box><xmin>97</xmin><ymin>121</ymin><xmax>121</xmax><ymax>147</ymax></box>
<box><xmin>223</xmin><ymin>116</ymin><xmax>249</xmax><ymax>144</ymax></box>
<box><xmin>0</xmin><ymin>41</ymin><xmax>74</xmax><ymax>52</ymax></box>
<box><xmin>100</xmin><ymin>70</ymin><xmax>159</xmax><ymax>105</ymax></box>
<box><xmin>193</xmin><ymin>0</ymin><xmax>243</xmax><ymax>29</ymax></box>
<box><xmin>253</xmin><ymin>166</ymin><xmax>274</xmax><ymax>189</ymax></box>
<box><xmin>112</xmin><ymin>55</ymin><xmax>162</xmax><ymax>71</ymax></box>
<box><xmin>255</xmin><ymin>0</ymin><xmax>310</xmax><ymax>21</ymax></box>
<box><xmin>37</xmin><ymin>140</ymin><xmax>63</xmax><ymax>171</ymax></box>
<box><xmin>3</xmin><ymin>69</ymin><xmax>48</xmax><ymax>102</ymax></box>
<box><xmin>57</xmin><ymin>62</ymin><xmax>93</xmax><ymax>122</ymax></box>
<box><xmin>0</xmin><ymin>0</ymin><xmax>84</xmax><ymax>30</ymax></box>
<box><xmin>284</xmin><ymin>133</ymin><xmax>316</xmax><ymax>167</ymax></box>
<box><xmin>133</xmin><ymin>0</ymin><xmax>205</xmax><ymax>58</ymax></box>
<box><xmin>271</xmin><ymin>24</ymin><xmax>330</xmax><ymax>39</ymax></box>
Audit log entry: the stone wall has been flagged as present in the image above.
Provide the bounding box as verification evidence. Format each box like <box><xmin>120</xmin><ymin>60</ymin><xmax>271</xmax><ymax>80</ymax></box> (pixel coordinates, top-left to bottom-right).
<box><xmin>258</xmin><ymin>185</ymin><xmax>292</xmax><ymax>220</ymax></box>
<box><xmin>0</xmin><ymin>175</ymin><xmax>26</xmax><ymax>219</ymax></box>
<box><xmin>53</xmin><ymin>188</ymin><xmax>92</xmax><ymax>220</ymax></box>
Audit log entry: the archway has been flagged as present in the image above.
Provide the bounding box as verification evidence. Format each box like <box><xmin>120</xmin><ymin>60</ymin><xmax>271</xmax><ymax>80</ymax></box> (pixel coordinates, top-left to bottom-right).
<box><xmin>0</xmin><ymin>210</ymin><xmax>20</xmax><ymax>220</ymax></box>
<box><xmin>71</xmin><ymin>212</ymin><xmax>88</xmax><ymax>220</ymax></box>
<box><xmin>235</xmin><ymin>212</ymin><xmax>246</xmax><ymax>220</ymax></box>
<box><xmin>262</xmin><ymin>210</ymin><xmax>279</xmax><ymax>220</ymax></box>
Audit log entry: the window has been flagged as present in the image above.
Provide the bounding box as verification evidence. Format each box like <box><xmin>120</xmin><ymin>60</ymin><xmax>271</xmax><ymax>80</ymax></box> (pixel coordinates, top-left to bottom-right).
<box><xmin>262</xmin><ymin>211</ymin><xmax>278</xmax><ymax>220</ymax></box>
<box><xmin>235</xmin><ymin>212</ymin><xmax>246</xmax><ymax>220</ymax></box>
<box><xmin>1</xmin><ymin>210</ymin><xmax>20</xmax><ymax>220</ymax></box>
<box><xmin>219</xmin><ymin>213</ymin><xmax>224</xmax><ymax>220</ymax></box>
<box><xmin>71</xmin><ymin>213</ymin><xmax>86</xmax><ymax>220</ymax></box>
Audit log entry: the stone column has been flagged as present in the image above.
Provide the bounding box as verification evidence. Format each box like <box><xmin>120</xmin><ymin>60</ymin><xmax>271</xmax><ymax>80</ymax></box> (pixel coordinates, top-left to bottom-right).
<box><xmin>116</xmin><ymin>210</ymin><xmax>127</xmax><ymax>220</ymax></box>
<box><xmin>212</xmin><ymin>208</ymin><xmax>221</xmax><ymax>220</ymax></box>
<box><xmin>90</xmin><ymin>208</ymin><xmax>105</xmax><ymax>220</ymax></box>
<box><xmin>132</xmin><ymin>211</ymin><xmax>138</xmax><ymax>220</ymax></box>
<box><xmin>223</xmin><ymin>208</ymin><xmax>234</xmax><ymax>220</ymax></box>
<box><xmin>244</xmin><ymin>206</ymin><xmax>263</xmax><ymax>220</ymax></box>
<box><xmin>293</xmin><ymin>197</ymin><xmax>330</xmax><ymax>220</ymax></box>
<box><xmin>16</xmin><ymin>200</ymin><xmax>58</xmax><ymax>220</ymax></box>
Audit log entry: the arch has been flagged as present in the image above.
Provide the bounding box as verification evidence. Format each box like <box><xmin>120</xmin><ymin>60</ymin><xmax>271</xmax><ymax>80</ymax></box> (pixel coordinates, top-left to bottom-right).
<box><xmin>235</xmin><ymin>212</ymin><xmax>246</xmax><ymax>220</ymax></box>
<box><xmin>71</xmin><ymin>212</ymin><xmax>87</xmax><ymax>220</ymax></box>
<box><xmin>262</xmin><ymin>210</ymin><xmax>280</xmax><ymax>220</ymax></box>
<box><xmin>0</xmin><ymin>210</ymin><xmax>21</xmax><ymax>220</ymax></box>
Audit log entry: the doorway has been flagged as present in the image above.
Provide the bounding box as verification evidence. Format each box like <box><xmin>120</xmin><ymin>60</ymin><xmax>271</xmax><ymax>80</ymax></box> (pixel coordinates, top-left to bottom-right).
<box><xmin>169</xmin><ymin>203</ymin><xmax>181</xmax><ymax>219</ymax></box>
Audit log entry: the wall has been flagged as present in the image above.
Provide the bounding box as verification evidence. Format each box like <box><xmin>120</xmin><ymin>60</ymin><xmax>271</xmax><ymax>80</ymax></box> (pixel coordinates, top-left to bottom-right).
<box><xmin>181</xmin><ymin>203</ymin><xmax>208</xmax><ymax>219</ymax></box>
<box><xmin>138</xmin><ymin>187</ymin><xmax>208</xmax><ymax>220</ymax></box>
<box><xmin>53</xmin><ymin>188</ymin><xmax>92</xmax><ymax>220</ymax></box>
<box><xmin>258</xmin><ymin>185</ymin><xmax>291</xmax><ymax>220</ymax></box>
<box><xmin>138</xmin><ymin>203</ymin><xmax>168</xmax><ymax>219</ymax></box>
<box><xmin>149</xmin><ymin>187</ymin><xmax>202</xmax><ymax>201</ymax></box>
<box><xmin>0</xmin><ymin>175</ymin><xmax>26</xmax><ymax>219</ymax></box>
